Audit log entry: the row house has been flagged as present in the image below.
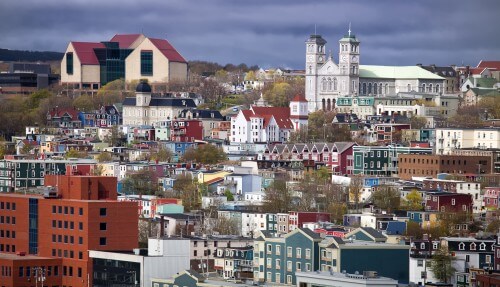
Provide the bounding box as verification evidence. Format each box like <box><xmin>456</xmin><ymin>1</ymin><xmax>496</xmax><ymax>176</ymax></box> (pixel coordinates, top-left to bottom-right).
<box><xmin>0</xmin><ymin>158</ymin><xmax>96</xmax><ymax>192</ymax></box>
<box><xmin>407</xmin><ymin>211</ymin><xmax>439</xmax><ymax>229</ymax></box>
<box><xmin>435</xmin><ymin>128</ymin><xmax>500</xmax><ymax>155</ymax></box>
<box><xmin>288</xmin><ymin>212</ymin><xmax>331</xmax><ymax>232</ymax></box>
<box><xmin>260</xmin><ymin>142</ymin><xmax>356</xmax><ymax>176</ymax></box>
<box><xmin>170</xmin><ymin>119</ymin><xmax>204</xmax><ymax>142</ymax></box>
<box><xmin>79</xmin><ymin>105</ymin><xmax>122</xmax><ymax>127</ymax></box>
<box><xmin>443</xmin><ymin>237</ymin><xmax>495</xmax><ymax>281</ymax></box>
<box><xmin>254</xmin><ymin>227</ymin><xmax>410</xmax><ymax>286</ymax></box>
<box><xmin>352</xmin><ymin>145</ymin><xmax>432</xmax><ymax>176</ymax></box>
<box><xmin>424</xmin><ymin>192</ymin><xmax>473</xmax><ymax>213</ymax></box>
<box><xmin>179</xmin><ymin>108</ymin><xmax>227</xmax><ymax>139</ymax></box>
<box><xmin>484</xmin><ymin>187</ymin><xmax>500</xmax><ymax>209</ymax></box>
<box><xmin>407</xmin><ymin>238</ymin><xmax>441</xmax><ymax>285</ymax></box>
<box><xmin>214</xmin><ymin>246</ymin><xmax>253</xmax><ymax>280</ymax></box>
<box><xmin>46</xmin><ymin>107</ymin><xmax>82</xmax><ymax>128</ymax></box>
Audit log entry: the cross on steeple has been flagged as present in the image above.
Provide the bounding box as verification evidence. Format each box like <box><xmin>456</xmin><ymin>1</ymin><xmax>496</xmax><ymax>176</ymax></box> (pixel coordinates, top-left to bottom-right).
<box><xmin>348</xmin><ymin>22</ymin><xmax>351</xmax><ymax>36</ymax></box>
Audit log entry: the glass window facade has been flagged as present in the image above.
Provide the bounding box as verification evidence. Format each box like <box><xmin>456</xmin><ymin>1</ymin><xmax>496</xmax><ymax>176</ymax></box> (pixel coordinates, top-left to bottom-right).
<box><xmin>94</xmin><ymin>42</ymin><xmax>132</xmax><ymax>86</ymax></box>
<box><xmin>66</xmin><ymin>53</ymin><xmax>73</xmax><ymax>75</ymax></box>
<box><xmin>28</xmin><ymin>198</ymin><xmax>38</xmax><ymax>254</ymax></box>
<box><xmin>141</xmin><ymin>51</ymin><xmax>153</xmax><ymax>76</ymax></box>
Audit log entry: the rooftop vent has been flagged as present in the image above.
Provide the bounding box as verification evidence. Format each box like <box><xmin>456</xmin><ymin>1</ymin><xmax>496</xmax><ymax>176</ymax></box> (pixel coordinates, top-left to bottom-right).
<box><xmin>43</xmin><ymin>186</ymin><xmax>59</xmax><ymax>199</ymax></box>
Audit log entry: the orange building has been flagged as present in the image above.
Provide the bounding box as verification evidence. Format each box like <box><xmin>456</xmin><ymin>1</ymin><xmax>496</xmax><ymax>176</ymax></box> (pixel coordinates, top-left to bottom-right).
<box><xmin>0</xmin><ymin>175</ymin><xmax>138</xmax><ymax>287</ymax></box>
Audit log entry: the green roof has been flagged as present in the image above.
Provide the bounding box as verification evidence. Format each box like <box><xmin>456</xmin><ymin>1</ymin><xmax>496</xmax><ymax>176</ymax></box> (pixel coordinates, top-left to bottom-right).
<box><xmin>359</xmin><ymin>65</ymin><xmax>445</xmax><ymax>80</ymax></box>
<box><xmin>475</xmin><ymin>77</ymin><xmax>499</xmax><ymax>88</ymax></box>
<box><xmin>470</xmin><ymin>88</ymin><xmax>500</xmax><ymax>96</ymax></box>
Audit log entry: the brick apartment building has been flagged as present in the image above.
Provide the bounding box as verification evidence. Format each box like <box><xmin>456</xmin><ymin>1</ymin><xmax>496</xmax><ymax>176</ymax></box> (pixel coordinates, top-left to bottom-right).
<box><xmin>398</xmin><ymin>154</ymin><xmax>492</xmax><ymax>180</ymax></box>
<box><xmin>0</xmin><ymin>175</ymin><xmax>138</xmax><ymax>287</ymax></box>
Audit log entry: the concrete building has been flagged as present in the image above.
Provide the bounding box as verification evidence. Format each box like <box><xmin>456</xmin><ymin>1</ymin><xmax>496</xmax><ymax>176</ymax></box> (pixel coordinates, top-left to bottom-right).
<box><xmin>89</xmin><ymin>237</ymin><xmax>190</xmax><ymax>287</ymax></box>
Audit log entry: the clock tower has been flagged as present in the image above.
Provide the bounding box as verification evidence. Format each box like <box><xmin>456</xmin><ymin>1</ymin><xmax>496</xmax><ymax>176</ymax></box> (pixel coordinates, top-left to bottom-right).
<box><xmin>338</xmin><ymin>27</ymin><xmax>360</xmax><ymax>96</ymax></box>
<box><xmin>305</xmin><ymin>34</ymin><xmax>327</xmax><ymax>112</ymax></box>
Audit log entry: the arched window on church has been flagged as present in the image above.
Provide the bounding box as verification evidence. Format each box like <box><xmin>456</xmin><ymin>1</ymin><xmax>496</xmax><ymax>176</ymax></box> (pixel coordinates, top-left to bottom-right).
<box><xmin>436</xmin><ymin>84</ymin><xmax>440</xmax><ymax>93</ymax></box>
<box><xmin>327</xmin><ymin>99</ymin><xmax>331</xmax><ymax>111</ymax></box>
<box><xmin>308</xmin><ymin>66</ymin><xmax>312</xmax><ymax>74</ymax></box>
<box><xmin>351</xmin><ymin>65</ymin><xmax>356</xmax><ymax>75</ymax></box>
<box><xmin>422</xmin><ymin>83</ymin><xmax>426</xmax><ymax>93</ymax></box>
<box><xmin>379</xmin><ymin>84</ymin><xmax>382</xmax><ymax>95</ymax></box>
<box><xmin>362</xmin><ymin>83</ymin><xmax>367</xmax><ymax>95</ymax></box>
<box><xmin>407</xmin><ymin>84</ymin><xmax>411</xmax><ymax>92</ymax></box>
<box><xmin>368</xmin><ymin>83</ymin><xmax>372</xmax><ymax>94</ymax></box>
<box><xmin>373</xmin><ymin>83</ymin><xmax>377</xmax><ymax>95</ymax></box>
<box><xmin>333</xmin><ymin>78</ymin><xmax>338</xmax><ymax>91</ymax></box>
<box><xmin>321</xmin><ymin>78</ymin><xmax>327</xmax><ymax>91</ymax></box>
<box><xmin>327</xmin><ymin>78</ymin><xmax>332</xmax><ymax>91</ymax></box>
<box><xmin>322</xmin><ymin>99</ymin><xmax>326</xmax><ymax>110</ymax></box>
<box><xmin>429</xmin><ymin>84</ymin><xmax>433</xmax><ymax>93</ymax></box>
<box><xmin>385</xmin><ymin>84</ymin><xmax>389</xmax><ymax>94</ymax></box>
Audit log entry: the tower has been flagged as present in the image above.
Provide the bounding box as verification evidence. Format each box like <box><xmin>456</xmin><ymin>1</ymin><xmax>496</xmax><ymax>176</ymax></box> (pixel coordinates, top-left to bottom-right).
<box><xmin>289</xmin><ymin>94</ymin><xmax>309</xmax><ymax>130</ymax></box>
<box><xmin>305</xmin><ymin>34</ymin><xmax>327</xmax><ymax>112</ymax></box>
<box><xmin>135</xmin><ymin>80</ymin><xmax>152</xmax><ymax>107</ymax></box>
<box><xmin>338</xmin><ymin>26</ymin><xmax>360</xmax><ymax>96</ymax></box>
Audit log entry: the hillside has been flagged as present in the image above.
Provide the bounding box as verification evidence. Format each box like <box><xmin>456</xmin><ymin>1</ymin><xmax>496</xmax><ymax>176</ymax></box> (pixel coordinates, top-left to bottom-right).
<box><xmin>0</xmin><ymin>48</ymin><xmax>64</xmax><ymax>62</ymax></box>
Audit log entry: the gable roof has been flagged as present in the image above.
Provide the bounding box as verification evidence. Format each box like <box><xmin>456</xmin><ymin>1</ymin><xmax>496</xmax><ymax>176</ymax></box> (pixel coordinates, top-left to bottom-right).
<box><xmin>149</xmin><ymin>38</ymin><xmax>187</xmax><ymax>63</ymax></box>
<box><xmin>419</xmin><ymin>65</ymin><xmax>457</xmax><ymax>77</ymax></box>
<box><xmin>109</xmin><ymin>34</ymin><xmax>143</xmax><ymax>48</ymax></box>
<box><xmin>47</xmin><ymin>107</ymin><xmax>80</xmax><ymax>120</ymax></box>
<box><xmin>477</xmin><ymin>60</ymin><xmax>500</xmax><ymax>71</ymax></box>
<box><xmin>251</xmin><ymin>106</ymin><xmax>293</xmax><ymax>129</ymax></box>
<box><xmin>475</xmin><ymin>77</ymin><xmax>499</xmax><ymax>88</ymax></box>
<box><xmin>359</xmin><ymin>65</ymin><xmax>445</xmax><ymax>80</ymax></box>
<box><xmin>299</xmin><ymin>227</ymin><xmax>322</xmax><ymax>240</ymax></box>
<box><xmin>70</xmin><ymin>42</ymin><xmax>105</xmax><ymax>65</ymax></box>
<box><xmin>345</xmin><ymin>227</ymin><xmax>387</xmax><ymax>242</ymax></box>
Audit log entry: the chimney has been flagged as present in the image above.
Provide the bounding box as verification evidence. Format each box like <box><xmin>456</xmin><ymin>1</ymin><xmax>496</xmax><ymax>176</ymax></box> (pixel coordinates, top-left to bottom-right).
<box><xmin>160</xmin><ymin>216</ymin><xmax>165</xmax><ymax>237</ymax></box>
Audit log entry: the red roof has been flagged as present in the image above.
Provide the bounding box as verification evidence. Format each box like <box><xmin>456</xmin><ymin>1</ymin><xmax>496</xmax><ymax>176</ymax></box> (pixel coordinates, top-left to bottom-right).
<box><xmin>110</xmin><ymin>34</ymin><xmax>143</xmax><ymax>48</ymax></box>
<box><xmin>291</xmin><ymin>94</ymin><xmax>307</xmax><ymax>102</ymax></box>
<box><xmin>250</xmin><ymin>106</ymin><xmax>293</xmax><ymax>129</ymax></box>
<box><xmin>149</xmin><ymin>38</ymin><xmax>187</xmax><ymax>63</ymax></box>
<box><xmin>469</xmin><ymin>67</ymin><xmax>488</xmax><ymax>75</ymax></box>
<box><xmin>477</xmin><ymin>60</ymin><xmax>500</xmax><ymax>71</ymax></box>
<box><xmin>241</xmin><ymin>110</ymin><xmax>253</xmax><ymax>121</ymax></box>
<box><xmin>70</xmin><ymin>42</ymin><xmax>105</xmax><ymax>65</ymax></box>
<box><xmin>48</xmin><ymin>107</ymin><xmax>80</xmax><ymax>120</ymax></box>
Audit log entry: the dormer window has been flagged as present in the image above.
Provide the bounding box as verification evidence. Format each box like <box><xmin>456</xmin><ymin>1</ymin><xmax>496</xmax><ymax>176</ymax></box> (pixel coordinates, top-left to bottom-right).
<box><xmin>458</xmin><ymin>242</ymin><xmax>465</xmax><ymax>250</ymax></box>
<box><xmin>479</xmin><ymin>242</ymin><xmax>486</xmax><ymax>251</ymax></box>
<box><xmin>470</xmin><ymin>242</ymin><xmax>476</xmax><ymax>251</ymax></box>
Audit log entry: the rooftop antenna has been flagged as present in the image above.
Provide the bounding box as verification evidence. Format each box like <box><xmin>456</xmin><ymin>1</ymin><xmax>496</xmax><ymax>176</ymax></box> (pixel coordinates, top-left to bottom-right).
<box><xmin>348</xmin><ymin>22</ymin><xmax>352</xmax><ymax>37</ymax></box>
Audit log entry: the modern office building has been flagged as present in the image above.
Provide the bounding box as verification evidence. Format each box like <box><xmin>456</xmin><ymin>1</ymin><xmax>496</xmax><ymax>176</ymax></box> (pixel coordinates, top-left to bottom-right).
<box><xmin>0</xmin><ymin>174</ymin><xmax>138</xmax><ymax>287</ymax></box>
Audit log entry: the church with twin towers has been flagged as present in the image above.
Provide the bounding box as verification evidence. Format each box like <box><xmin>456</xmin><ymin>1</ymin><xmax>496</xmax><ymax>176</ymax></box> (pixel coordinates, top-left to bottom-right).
<box><xmin>304</xmin><ymin>28</ymin><xmax>445</xmax><ymax>113</ymax></box>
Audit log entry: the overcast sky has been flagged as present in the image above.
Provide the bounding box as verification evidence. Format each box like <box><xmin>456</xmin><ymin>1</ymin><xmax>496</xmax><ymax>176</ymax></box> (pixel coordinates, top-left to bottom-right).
<box><xmin>1</xmin><ymin>0</ymin><xmax>499</xmax><ymax>69</ymax></box>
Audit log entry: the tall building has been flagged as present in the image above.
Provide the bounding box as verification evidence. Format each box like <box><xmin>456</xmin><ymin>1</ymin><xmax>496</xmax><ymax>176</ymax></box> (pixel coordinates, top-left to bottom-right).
<box><xmin>61</xmin><ymin>34</ymin><xmax>187</xmax><ymax>91</ymax></box>
<box><xmin>0</xmin><ymin>175</ymin><xmax>138</xmax><ymax>287</ymax></box>
<box><xmin>305</xmin><ymin>30</ymin><xmax>445</xmax><ymax>112</ymax></box>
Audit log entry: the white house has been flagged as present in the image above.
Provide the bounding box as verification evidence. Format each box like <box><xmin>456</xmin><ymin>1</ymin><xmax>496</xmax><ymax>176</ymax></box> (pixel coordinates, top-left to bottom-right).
<box><xmin>230</xmin><ymin>95</ymin><xmax>308</xmax><ymax>144</ymax></box>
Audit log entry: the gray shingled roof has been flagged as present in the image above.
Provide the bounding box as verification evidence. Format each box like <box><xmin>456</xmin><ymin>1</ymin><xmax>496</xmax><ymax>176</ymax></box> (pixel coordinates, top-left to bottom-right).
<box><xmin>361</xmin><ymin>227</ymin><xmax>387</xmax><ymax>239</ymax></box>
<box><xmin>300</xmin><ymin>228</ymin><xmax>322</xmax><ymax>240</ymax></box>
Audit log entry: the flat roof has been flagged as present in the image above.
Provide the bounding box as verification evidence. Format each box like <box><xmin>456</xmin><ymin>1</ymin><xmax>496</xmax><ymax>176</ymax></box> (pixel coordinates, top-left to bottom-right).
<box><xmin>0</xmin><ymin>253</ymin><xmax>55</xmax><ymax>261</ymax></box>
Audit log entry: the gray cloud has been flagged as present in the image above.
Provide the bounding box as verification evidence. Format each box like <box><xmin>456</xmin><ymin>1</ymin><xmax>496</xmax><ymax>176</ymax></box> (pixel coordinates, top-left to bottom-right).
<box><xmin>1</xmin><ymin>0</ymin><xmax>499</xmax><ymax>68</ymax></box>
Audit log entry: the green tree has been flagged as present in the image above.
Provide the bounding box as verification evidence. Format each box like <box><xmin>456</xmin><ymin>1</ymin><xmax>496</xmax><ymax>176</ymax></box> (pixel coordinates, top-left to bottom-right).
<box><xmin>244</xmin><ymin>70</ymin><xmax>256</xmax><ymax>81</ymax></box>
<box><xmin>405</xmin><ymin>221</ymin><xmax>424</xmax><ymax>239</ymax></box>
<box><xmin>430</xmin><ymin>247</ymin><xmax>456</xmax><ymax>283</ymax></box>
<box><xmin>182</xmin><ymin>144</ymin><xmax>226</xmax><ymax>165</ymax></box>
<box><xmin>73</xmin><ymin>94</ymin><xmax>96</xmax><ymax>111</ymax></box>
<box><xmin>327</xmin><ymin>202</ymin><xmax>347</xmax><ymax>224</ymax></box>
<box><xmin>349</xmin><ymin>175</ymin><xmax>364</xmax><ymax>212</ymax></box>
<box><xmin>0</xmin><ymin>143</ymin><xmax>5</xmax><ymax>159</ymax></box>
<box><xmin>64</xmin><ymin>149</ymin><xmax>85</xmax><ymax>159</ymax></box>
<box><xmin>104</xmin><ymin>126</ymin><xmax>124</xmax><ymax>147</ymax></box>
<box><xmin>96</xmin><ymin>152</ymin><xmax>112</xmax><ymax>162</ymax></box>
<box><xmin>224</xmin><ymin>189</ymin><xmax>234</xmax><ymax>201</ymax></box>
<box><xmin>122</xmin><ymin>169</ymin><xmax>158</xmax><ymax>196</ymax></box>
<box><xmin>215</xmin><ymin>69</ymin><xmax>229</xmax><ymax>83</ymax></box>
<box><xmin>479</xmin><ymin>96</ymin><xmax>500</xmax><ymax>119</ymax></box>
<box><xmin>371</xmin><ymin>185</ymin><xmax>401</xmax><ymax>213</ymax></box>
<box><xmin>24</xmin><ymin>89</ymin><xmax>52</xmax><ymax>110</ymax></box>
<box><xmin>403</xmin><ymin>189</ymin><xmax>424</xmax><ymax>210</ymax></box>
<box><xmin>263</xmin><ymin>82</ymin><xmax>292</xmax><ymax>107</ymax></box>
<box><xmin>173</xmin><ymin>173</ymin><xmax>200</xmax><ymax>211</ymax></box>
<box><xmin>96</xmin><ymin>79</ymin><xmax>132</xmax><ymax>105</ymax></box>
<box><xmin>150</xmin><ymin>147</ymin><xmax>173</xmax><ymax>162</ymax></box>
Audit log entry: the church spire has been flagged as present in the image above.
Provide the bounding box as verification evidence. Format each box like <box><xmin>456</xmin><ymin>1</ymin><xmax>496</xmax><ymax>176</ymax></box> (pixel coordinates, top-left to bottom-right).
<box><xmin>348</xmin><ymin>22</ymin><xmax>351</xmax><ymax>37</ymax></box>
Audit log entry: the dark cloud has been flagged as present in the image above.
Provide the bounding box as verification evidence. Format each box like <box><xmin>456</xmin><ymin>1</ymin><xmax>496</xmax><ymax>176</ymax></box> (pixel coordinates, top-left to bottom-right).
<box><xmin>1</xmin><ymin>0</ymin><xmax>499</xmax><ymax>68</ymax></box>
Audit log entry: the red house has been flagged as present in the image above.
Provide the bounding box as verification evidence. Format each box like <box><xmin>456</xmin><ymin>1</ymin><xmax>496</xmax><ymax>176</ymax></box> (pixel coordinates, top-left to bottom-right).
<box><xmin>483</xmin><ymin>187</ymin><xmax>500</xmax><ymax>209</ymax></box>
<box><xmin>288</xmin><ymin>211</ymin><xmax>331</xmax><ymax>231</ymax></box>
<box><xmin>171</xmin><ymin>119</ymin><xmax>203</xmax><ymax>142</ymax></box>
<box><xmin>329</xmin><ymin>142</ymin><xmax>357</xmax><ymax>176</ymax></box>
<box><xmin>425</xmin><ymin>192</ymin><xmax>473</xmax><ymax>213</ymax></box>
